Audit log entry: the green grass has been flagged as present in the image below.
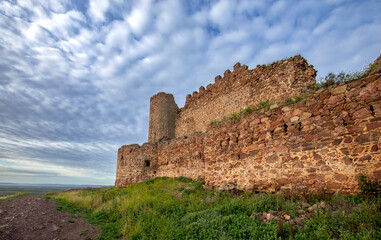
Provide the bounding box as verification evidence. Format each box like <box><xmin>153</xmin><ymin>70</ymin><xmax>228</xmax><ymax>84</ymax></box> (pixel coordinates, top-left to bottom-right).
<box><xmin>47</xmin><ymin>177</ymin><xmax>381</xmax><ymax>240</ymax></box>
<box><xmin>230</xmin><ymin>112</ymin><xmax>239</xmax><ymax>120</ymax></box>
<box><xmin>284</xmin><ymin>94</ymin><xmax>307</xmax><ymax>105</ymax></box>
<box><xmin>241</xmin><ymin>106</ymin><xmax>254</xmax><ymax>115</ymax></box>
<box><xmin>256</xmin><ymin>100</ymin><xmax>271</xmax><ymax>111</ymax></box>
<box><xmin>209</xmin><ymin>106</ymin><xmax>253</xmax><ymax>126</ymax></box>
<box><xmin>0</xmin><ymin>192</ymin><xmax>28</xmax><ymax>202</ymax></box>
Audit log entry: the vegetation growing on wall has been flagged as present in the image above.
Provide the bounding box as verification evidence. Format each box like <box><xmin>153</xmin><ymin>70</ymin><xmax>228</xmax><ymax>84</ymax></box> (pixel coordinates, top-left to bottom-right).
<box><xmin>314</xmin><ymin>60</ymin><xmax>380</xmax><ymax>90</ymax></box>
<box><xmin>210</xmin><ymin>106</ymin><xmax>254</xmax><ymax>126</ymax></box>
<box><xmin>209</xmin><ymin>92</ymin><xmax>308</xmax><ymax>127</ymax></box>
<box><xmin>258</xmin><ymin>54</ymin><xmax>304</xmax><ymax>68</ymax></box>
<box><xmin>284</xmin><ymin>94</ymin><xmax>307</xmax><ymax>105</ymax></box>
<box><xmin>359</xmin><ymin>174</ymin><xmax>381</xmax><ymax>198</ymax></box>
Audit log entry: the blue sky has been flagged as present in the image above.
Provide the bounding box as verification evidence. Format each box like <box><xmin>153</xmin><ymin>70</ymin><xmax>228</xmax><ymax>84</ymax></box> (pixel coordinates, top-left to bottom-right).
<box><xmin>0</xmin><ymin>0</ymin><xmax>380</xmax><ymax>185</ymax></box>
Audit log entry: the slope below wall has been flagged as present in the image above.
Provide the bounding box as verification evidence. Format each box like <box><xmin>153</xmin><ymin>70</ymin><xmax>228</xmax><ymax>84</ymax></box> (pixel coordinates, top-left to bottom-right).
<box><xmin>116</xmin><ymin>73</ymin><xmax>381</xmax><ymax>194</ymax></box>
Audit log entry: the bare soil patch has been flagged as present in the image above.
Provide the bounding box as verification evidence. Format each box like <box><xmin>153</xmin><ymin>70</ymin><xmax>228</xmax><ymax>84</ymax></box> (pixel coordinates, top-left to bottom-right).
<box><xmin>0</xmin><ymin>194</ymin><xmax>100</xmax><ymax>240</ymax></box>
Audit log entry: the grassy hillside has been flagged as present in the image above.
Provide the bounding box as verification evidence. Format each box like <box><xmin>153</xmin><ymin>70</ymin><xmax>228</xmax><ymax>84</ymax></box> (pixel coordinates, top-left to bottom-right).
<box><xmin>0</xmin><ymin>186</ymin><xmax>76</xmax><ymax>196</ymax></box>
<box><xmin>0</xmin><ymin>192</ymin><xmax>28</xmax><ymax>203</ymax></box>
<box><xmin>47</xmin><ymin>177</ymin><xmax>381</xmax><ymax>240</ymax></box>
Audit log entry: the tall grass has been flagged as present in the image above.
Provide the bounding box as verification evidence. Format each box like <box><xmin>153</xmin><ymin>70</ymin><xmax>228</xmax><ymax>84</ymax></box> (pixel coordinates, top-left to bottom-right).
<box><xmin>0</xmin><ymin>192</ymin><xmax>27</xmax><ymax>202</ymax></box>
<box><xmin>48</xmin><ymin>177</ymin><xmax>381</xmax><ymax>240</ymax></box>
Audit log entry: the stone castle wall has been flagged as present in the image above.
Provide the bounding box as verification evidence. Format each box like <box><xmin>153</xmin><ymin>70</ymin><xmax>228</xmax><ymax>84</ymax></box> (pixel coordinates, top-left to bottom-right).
<box><xmin>115</xmin><ymin>134</ymin><xmax>205</xmax><ymax>187</ymax></box>
<box><xmin>175</xmin><ymin>56</ymin><xmax>316</xmax><ymax>138</ymax></box>
<box><xmin>202</xmin><ymin>74</ymin><xmax>381</xmax><ymax>193</ymax></box>
<box><xmin>116</xmin><ymin>55</ymin><xmax>381</xmax><ymax>194</ymax></box>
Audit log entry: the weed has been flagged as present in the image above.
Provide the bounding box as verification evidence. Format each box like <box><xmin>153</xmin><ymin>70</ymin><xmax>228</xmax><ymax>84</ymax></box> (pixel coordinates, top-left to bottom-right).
<box><xmin>68</xmin><ymin>220</ymin><xmax>75</xmax><ymax>223</ymax></box>
<box><xmin>260</xmin><ymin>56</ymin><xmax>293</xmax><ymax>68</ymax></box>
<box><xmin>80</xmin><ymin>229</ymin><xmax>90</xmax><ymax>236</ymax></box>
<box><xmin>314</xmin><ymin>60</ymin><xmax>380</xmax><ymax>91</ymax></box>
<box><xmin>209</xmin><ymin>120</ymin><xmax>221</xmax><ymax>126</ymax></box>
<box><xmin>359</xmin><ymin>174</ymin><xmax>381</xmax><ymax>198</ymax></box>
<box><xmin>241</xmin><ymin>106</ymin><xmax>253</xmax><ymax>115</ymax></box>
<box><xmin>285</xmin><ymin>94</ymin><xmax>306</xmax><ymax>105</ymax></box>
<box><xmin>230</xmin><ymin>112</ymin><xmax>239</xmax><ymax>120</ymax></box>
<box><xmin>256</xmin><ymin>100</ymin><xmax>271</xmax><ymax>111</ymax></box>
<box><xmin>210</xmin><ymin>106</ymin><xmax>254</xmax><ymax>126</ymax></box>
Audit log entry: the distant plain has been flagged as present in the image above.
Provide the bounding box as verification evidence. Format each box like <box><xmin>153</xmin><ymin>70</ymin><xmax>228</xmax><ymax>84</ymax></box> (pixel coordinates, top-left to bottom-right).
<box><xmin>0</xmin><ymin>184</ymin><xmax>107</xmax><ymax>197</ymax></box>
<box><xmin>0</xmin><ymin>186</ymin><xmax>74</xmax><ymax>196</ymax></box>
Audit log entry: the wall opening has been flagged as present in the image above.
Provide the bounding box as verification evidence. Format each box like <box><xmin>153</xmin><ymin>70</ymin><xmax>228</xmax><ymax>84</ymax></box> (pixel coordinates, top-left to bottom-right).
<box><xmin>370</xmin><ymin>105</ymin><xmax>375</xmax><ymax>117</ymax></box>
<box><xmin>298</xmin><ymin>122</ymin><xmax>303</xmax><ymax>131</ymax></box>
<box><xmin>144</xmin><ymin>160</ymin><xmax>151</xmax><ymax>167</ymax></box>
<box><xmin>283</xmin><ymin>124</ymin><xmax>288</xmax><ymax>133</ymax></box>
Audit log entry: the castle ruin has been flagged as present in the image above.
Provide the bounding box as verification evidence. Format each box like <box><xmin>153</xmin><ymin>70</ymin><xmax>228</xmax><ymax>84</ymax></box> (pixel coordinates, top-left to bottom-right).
<box><xmin>115</xmin><ymin>54</ymin><xmax>381</xmax><ymax>194</ymax></box>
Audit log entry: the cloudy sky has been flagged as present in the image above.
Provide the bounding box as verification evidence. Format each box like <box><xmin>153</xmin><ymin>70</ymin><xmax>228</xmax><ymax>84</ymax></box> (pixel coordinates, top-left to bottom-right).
<box><xmin>0</xmin><ymin>0</ymin><xmax>380</xmax><ymax>185</ymax></box>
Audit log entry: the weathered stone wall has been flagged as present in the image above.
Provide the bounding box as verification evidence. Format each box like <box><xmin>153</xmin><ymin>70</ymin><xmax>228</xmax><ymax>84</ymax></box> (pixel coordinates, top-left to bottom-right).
<box><xmin>116</xmin><ymin>134</ymin><xmax>205</xmax><ymax>186</ymax></box>
<box><xmin>116</xmin><ymin>55</ymin><xmax>381</xmax><ymax>194</ymax></box>
<box><xmin>115</xmin><ymin>143</ymin><xmax>158</xmax><ymax>187</ymax></box>
<box><xmin>202</xmin><ymin>73</ymin><xmax>381</xmax><ymax>193</ymax></box>
<box><xmin>175</xmin><ymin>56</ymin><xmax>316</xmax><ymax>138</ymax></box>
<box><xmin>156</xmin><ymin>133</ymin><xmax>205</xmax><ymax>180</ymax></box>
<box><xmin>148</xmin><ymin>92</ymin><xmax>178</xmax><ymax>142</ymax></box>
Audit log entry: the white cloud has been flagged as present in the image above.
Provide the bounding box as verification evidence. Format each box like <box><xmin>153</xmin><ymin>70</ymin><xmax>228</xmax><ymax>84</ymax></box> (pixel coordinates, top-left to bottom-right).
<box><xmin>1</xmin><ymin>0</ymin><xmax>381</xmax><ymax>185</ymax></box>
<box><xmin>126</xmin><ymin>0</ymin><xmax>152</xmax><ymax>36</ymax></box>
<box><xmin>209</xmin><ymin>0</ymin><xmax>233</xmax><ymax>29</ymax></box>
<box><xmin>88</xmin><ymin>0</ymin><xmax>110</xmax><ymax>23</ymax></box>
<box><xmin>36</xmin><ymin>10</ymin><xmax>85</xmax><ymax>40</ymax></box>
<box><xmin>154</xmin><ymin>0</ymin><xmax>185</xmax><ymax>33</ymax></box>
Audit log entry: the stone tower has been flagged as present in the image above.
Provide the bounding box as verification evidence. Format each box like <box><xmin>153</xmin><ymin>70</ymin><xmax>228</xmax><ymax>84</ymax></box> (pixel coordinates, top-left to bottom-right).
<box><xmin>148</xmin><ymin>92</ymin><xmax>177</xmax><ymax>142</ymax></box>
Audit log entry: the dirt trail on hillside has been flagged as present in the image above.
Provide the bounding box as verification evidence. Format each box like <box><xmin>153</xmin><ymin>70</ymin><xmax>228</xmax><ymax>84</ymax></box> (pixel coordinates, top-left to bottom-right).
<box><xmin>0</xmin><ymin>194</ymin><xmax>100</xmax><ymax>240</ymax></box>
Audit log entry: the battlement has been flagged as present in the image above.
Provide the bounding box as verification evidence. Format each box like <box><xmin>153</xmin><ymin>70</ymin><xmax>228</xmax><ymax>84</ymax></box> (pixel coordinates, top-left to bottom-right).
<box><xmin>183</xmin><ymin>55</ymin><xmax>314</xmax><ymax>110</ymax></box>
<box><xmin>174</xmin><ymin>55</ymin><xmax>316</xmax><ymax>138</ymax></box>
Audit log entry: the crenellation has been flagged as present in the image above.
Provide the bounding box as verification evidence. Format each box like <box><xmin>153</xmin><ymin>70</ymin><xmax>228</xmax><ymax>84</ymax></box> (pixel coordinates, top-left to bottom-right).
<box><xmin>224</xmin><ymin>69</ymin><xmax>231</xmax><ymax>77</ymax></box>
<box><xmin>214</xmin><ymin>75</ymin><xmax>222</xmax><ymax>83</ymax></box>
<box><xmin>233</xmin><ymin>62</ymin><xmax>241</xmax><ymax>71</ymax></box>
<box><xmin>199</xmin><ymin>86</ymin><xmax>205</xmax><ymax>94</ymax></box>
<box><xmin>116</xmin><ymin>54</ymin><xmax>381</xmax><ymax>194</ymax></box>
<box><xmin>176</xmin><ymin>55</ymin><xmax>316</xmax><ymax>138</ymax></box>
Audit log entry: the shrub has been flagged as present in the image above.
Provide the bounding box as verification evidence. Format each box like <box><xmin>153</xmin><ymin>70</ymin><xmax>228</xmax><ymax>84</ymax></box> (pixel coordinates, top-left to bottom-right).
<box><xmin>209</xmin><ymin>120</ymin><xmax>221</xmax><ymax>126</ymax></box>
<box><xmin>241</xmin><ymin>106</ymin><xmax>253</xmax><ymax>115</ymax></box>
<box><xmin>230</xmin><ymin>112</ymin><xmax>239</xmax><ymax>120</ymax></box>
<box><xmin>256</xmin><ymin>100</ymin><xmax>271</xmax><ymax>111</ymax></box>
<box><xmin>358</xmin><ymin>174</ymin><xmax>381</xmax><ymax>198</ymax></box>
<box><xmin>284</xmin><ymin>94</ymin><xmax>306</xmax><ymax>105</ymax></box>
<box><xmin>314</xmin><ymin>60</ymin><xmax>380</xmax><ymax>91</ymax></box>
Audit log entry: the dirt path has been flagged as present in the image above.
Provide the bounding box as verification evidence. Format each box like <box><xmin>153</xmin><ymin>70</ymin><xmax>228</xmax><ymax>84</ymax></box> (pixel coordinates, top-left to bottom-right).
<box><xmin>0</xmin><ymin>194</ymin><xmax>100</xmax><ymax>240</ymax></box>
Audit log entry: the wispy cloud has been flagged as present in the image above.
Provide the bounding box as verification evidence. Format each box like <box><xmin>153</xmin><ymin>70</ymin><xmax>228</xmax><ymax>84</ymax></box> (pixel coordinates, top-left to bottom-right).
<box><xmin>0</xmin><ymin>0</ymin><xmax>380</xmax><ymax>184</ymax></box>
